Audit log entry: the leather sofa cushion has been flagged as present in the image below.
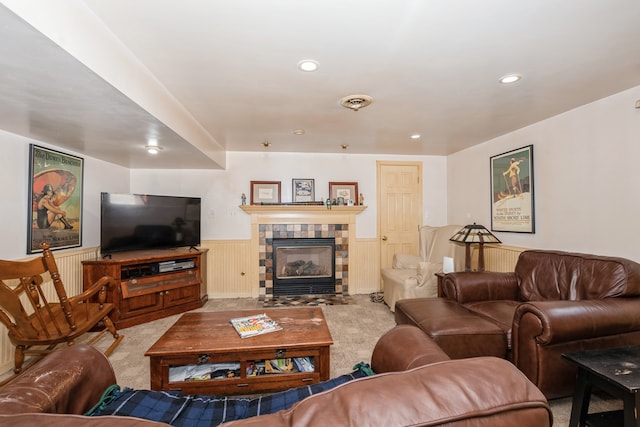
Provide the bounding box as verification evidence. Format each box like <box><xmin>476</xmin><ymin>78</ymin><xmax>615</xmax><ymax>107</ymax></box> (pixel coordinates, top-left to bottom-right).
<box><xmin>395</xmin><ymin>299</ymin><xmax>507</xmax><ymax>359</ymax></box>
<box><xmin>516</xmin><ymin>250</ymin><xmax>640</xmax><ymax>300</ymax></box>
<box><xmin>464</xmin><ymin>300</ymin><xmax>520</xmax><ymax>350</ymax></box>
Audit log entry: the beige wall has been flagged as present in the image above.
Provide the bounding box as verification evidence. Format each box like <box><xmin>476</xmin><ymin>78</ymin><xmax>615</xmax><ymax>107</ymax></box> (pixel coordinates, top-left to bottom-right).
<box><xmin>448</xmin><ymin>85</ymin><xmax>640</xmax><ymax>262</ymax></box>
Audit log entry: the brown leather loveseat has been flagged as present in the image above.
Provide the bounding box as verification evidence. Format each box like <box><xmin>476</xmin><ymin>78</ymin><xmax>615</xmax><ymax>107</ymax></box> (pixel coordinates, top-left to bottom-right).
<box><xmin>395</xmin><ymin>249</ymin><xmax>640</xmax><ymax>399</ymax></box>
<box><xmin>0</xmin><ymin>325</ymin><xmax>552</xmax><ymax>426</ymax></box>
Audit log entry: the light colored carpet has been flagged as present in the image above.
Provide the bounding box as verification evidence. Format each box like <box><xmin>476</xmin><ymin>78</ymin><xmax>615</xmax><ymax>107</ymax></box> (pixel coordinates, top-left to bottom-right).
<box><xmin>2</xmin><ymin>294</ymin><xmax>623</xmax><ymax>426</ymax></box>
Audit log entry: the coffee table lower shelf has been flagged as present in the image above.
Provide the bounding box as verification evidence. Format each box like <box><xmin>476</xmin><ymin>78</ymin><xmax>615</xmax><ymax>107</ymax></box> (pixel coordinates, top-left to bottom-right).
<box><xmin>149</xmin><ymin>347</ymin><xmax>328</xmax><ymax>395</ymax></box>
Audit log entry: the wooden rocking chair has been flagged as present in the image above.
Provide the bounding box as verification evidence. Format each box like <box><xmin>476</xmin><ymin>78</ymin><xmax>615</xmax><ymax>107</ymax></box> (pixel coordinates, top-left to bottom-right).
<box><xmin>0</xmin><ymin>242</ymin><xmax>123</xmax><ymax>373</ymax></box>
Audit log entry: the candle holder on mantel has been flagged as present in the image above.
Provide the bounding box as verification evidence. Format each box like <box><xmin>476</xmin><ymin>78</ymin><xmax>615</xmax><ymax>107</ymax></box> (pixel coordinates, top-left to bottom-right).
<box><xmin>449</xmin><ymin>223</ymin><xmax>501</xmax><ymax>272</ymax></box>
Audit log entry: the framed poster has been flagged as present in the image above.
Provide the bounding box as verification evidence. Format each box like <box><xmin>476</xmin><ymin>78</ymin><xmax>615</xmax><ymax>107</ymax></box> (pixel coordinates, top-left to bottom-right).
<box><xmin>250</xmin><ymin>181</ymin><xmax>281</xmax><ymax>204</ymax></box>
<box><xmin>28</xmin><ymin>145</ymin><xmax>84</xmax><ymax>253</ymax></box>
<box><xmin>329</xmin><ymin>182</ymin><xmax>358</xmax><ymax>205</ymax></box>
<box><xmin>292</xmin><ymin>178</ymin><xmax>315</xmax><ymax>202</ymax></box>
<box><xmin>490</xmin><ymin>145</ymin><xmax>535</xmax><ymax>233</ymax></box>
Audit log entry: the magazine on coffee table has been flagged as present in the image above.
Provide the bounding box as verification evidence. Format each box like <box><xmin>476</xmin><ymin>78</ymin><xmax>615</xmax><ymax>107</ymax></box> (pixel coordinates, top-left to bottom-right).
<box><xmin>230</xmin><ymin>313</ymin><xmax>283</xmax><ymax>338</ymax></box>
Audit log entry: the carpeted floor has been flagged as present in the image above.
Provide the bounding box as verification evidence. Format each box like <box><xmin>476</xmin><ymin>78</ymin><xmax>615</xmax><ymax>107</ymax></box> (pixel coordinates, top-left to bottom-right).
<box><xmin>2</xmin><ymin>294</ymin><xmax>623</xmax><ymax>426</ymax></box>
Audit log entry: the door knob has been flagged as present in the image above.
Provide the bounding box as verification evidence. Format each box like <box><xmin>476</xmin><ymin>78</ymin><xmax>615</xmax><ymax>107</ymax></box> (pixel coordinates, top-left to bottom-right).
<box><xmin>381</xmin><ymin>236</ymin><xmax>387</xmax><ymax>241</ymax></box>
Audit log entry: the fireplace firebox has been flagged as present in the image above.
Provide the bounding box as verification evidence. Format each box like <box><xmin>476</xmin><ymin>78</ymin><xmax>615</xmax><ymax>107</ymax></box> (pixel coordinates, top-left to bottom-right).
<box><xmin>272</xmin><ymin>238</ymin><xmax>336</xmax><ymax>296</ymax></box>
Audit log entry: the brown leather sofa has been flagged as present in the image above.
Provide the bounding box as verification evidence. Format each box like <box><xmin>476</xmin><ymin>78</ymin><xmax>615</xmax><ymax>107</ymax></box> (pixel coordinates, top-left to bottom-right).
<box><xmin>395</xmin><ymin>249</ymin><xmax>640</xmax><ymax>399</ymax></box>
<box><xmin>0</xmin><ymin>325</ymin><xmax>552</xmax><ymax>426</ymax></box>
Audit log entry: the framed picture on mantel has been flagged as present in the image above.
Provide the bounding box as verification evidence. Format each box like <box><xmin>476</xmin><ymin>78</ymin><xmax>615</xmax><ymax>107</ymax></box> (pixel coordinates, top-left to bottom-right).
<box><xmin>292</xmin><ymin>178</ymin><xmax>315</xmax><ymax>202</ymax></box>
<box><xmin>250</xmin><ymin>181</ymin><xmax>281</xmax><ymax>205</ymax></box>
<box><xmin>329</xmin><ymin>182</ymin><xmax>358</xmax><ymax>205</ymax></box>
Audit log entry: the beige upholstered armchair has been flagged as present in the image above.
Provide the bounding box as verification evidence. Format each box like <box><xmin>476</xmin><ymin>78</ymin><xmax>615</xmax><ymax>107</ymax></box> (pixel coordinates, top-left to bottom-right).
<box><xmin>381</xmin><ymin>225</ymin><xmax>466</xmax><ymax>312</ymax></box>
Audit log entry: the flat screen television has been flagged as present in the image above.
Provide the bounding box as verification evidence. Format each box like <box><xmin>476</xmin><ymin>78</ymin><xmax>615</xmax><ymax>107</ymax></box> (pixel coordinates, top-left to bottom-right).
<box><xmin>100</xmin><ymin>192</ymin><xmax>201</xmax><ymax>254</ymax></box>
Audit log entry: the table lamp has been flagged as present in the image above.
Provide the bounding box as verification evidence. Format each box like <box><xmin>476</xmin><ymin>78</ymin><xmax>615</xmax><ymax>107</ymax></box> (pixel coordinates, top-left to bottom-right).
<box><xmin>449</xmin><ymin>223</ymin><xmax>501</xmax><ymax>272</ymax></box>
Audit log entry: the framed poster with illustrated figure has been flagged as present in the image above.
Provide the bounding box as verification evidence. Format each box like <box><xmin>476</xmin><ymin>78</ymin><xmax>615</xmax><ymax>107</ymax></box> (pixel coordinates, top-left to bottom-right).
<box><xmin>329</xmin><ymin>182</ymin><xmax>358</xmax><ymax>205</ymax></box>
<box><xmin>250</xmin><ymin>181</ymin><xmax>281</xmax><ymax>205</ymax></box>
<box><xmin>292</xmin><ymin>178</ymin><xmax>315</xmax><ymax>202</ymax></box>
<box><xmin>490</xmin><ymin>145</ymin><xmax>535</xmax><ymax>233</ymax></box>
<box><xmin>28</xmin><ymin>144</ymin><xmax>84</xmax><ymax>253</ymax></box>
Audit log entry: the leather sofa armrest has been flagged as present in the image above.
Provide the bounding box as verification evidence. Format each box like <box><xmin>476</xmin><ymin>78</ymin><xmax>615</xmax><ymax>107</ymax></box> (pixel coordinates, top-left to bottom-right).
<box><xmin>513</xmin><ymin>298</ymin><xmax>640</xmax><ymax>345</ymax></box>
<box><xmin>220</xmin><ymin>357</ymin><xmax>552</xmax><ymax>427</ymax></box>
<box><xmin>0</xmin><ymin>344</ymin><xmax>116</xmax><ymax>415</ymax></box>
<box><xmin>443</xmin><ymin>271</ymin><xmax>518</xmax><ymax>303</ymax></box>
<box><xmin>0</xmin><ymin>413</ymin><xmax>168</xmax><ymax>426</ymax></box>
<box><xmin>371</xmin><ymin>325</ymin><xmax>449</xmax><ymax>373</ymax></box>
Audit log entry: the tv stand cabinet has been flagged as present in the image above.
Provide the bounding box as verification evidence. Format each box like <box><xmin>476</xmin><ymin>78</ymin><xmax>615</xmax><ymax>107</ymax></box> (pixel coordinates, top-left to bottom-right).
<box><xmin>82</xmin><ymin>248</ymin><xmax>208</xmax><ymax>329</ymax></box>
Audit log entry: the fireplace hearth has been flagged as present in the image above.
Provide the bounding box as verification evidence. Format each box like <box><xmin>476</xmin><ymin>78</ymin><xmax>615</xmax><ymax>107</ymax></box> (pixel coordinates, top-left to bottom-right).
<box><xmin>272</xmin><ymin>238</ymin><xmax>336</xmax><ymax>296</ymax></box>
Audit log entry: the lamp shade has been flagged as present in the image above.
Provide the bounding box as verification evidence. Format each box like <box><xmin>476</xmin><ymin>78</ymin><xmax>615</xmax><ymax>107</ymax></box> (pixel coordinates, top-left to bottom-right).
<box><xmin>449</xmin><ymin>223</ymin><xmax>501</xmax><ymax>244</ymax></box>
<box><xmin>449</xmin><ymin>223</ymin><xmax>501</xmax><ymax>272</ymax></box>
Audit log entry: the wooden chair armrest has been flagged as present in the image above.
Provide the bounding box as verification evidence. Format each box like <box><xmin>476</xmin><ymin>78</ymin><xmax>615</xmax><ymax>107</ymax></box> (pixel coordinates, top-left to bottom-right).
<box><xmin>68</xmin><ymin>276</ymin><xmax>117</xmax><ymax>304</ymax></box>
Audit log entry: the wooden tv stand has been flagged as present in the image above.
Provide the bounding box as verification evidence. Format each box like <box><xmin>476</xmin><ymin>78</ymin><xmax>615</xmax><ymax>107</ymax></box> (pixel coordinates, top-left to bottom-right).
<box><xmin>82</xmin><ymin>248</ymin><xmax>208</xmax><ymax>329</ymax></box>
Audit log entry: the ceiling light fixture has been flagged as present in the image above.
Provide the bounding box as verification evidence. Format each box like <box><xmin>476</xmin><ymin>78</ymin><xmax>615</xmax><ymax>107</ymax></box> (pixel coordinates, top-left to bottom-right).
<box><xmin>298</xmin><ymin>60</ymin><xmax>319</xmax><ymax>72</ymax></box>
<box><xmin>145</xmin><ymin>145</ymin><xmax>163</xmax><ymax>154</ymax></box>
<box><xmin>293</xmin><ymin>129</ymin><xmax>305</xmax><ymax>135</ymax></box>
<box><xmin>499</xmin><ymin>74</ymin><xmax>522</xmax><ymax>84</ymax></box>
<box><xmin>340</xmin><ymin>94</ymin><xmax>373</xmax><ymax>112</ymax></box>
<box><xmin>262</xmin><ymin>140</ymin><xmax>271</xmax><ymax>148</ymax></box>
<box><xmin>411</xmin><ymin>133</ymin><xmax>421</xmax><ymax>140</ymax></box>
<box><xmin>340</xmin><ymin>144</ymin><xmax>349</xmax><ymax>150</ymax></box>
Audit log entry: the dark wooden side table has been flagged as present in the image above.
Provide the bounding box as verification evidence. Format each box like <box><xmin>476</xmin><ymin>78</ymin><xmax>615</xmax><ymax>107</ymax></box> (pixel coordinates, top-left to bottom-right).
<box><xmin>563</xmin><ymin>345</ymin><xmax>640</xmax><ymax>427</ymax></box>
<box><xmin>435</xmin><ymin>272</ymin><xmax>445</xmax><ymax>297</ymax></box>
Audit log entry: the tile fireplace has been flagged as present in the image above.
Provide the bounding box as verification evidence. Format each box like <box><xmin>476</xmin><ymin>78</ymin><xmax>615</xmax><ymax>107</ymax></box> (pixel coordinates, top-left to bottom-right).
<box><xmin>272</xmin><ymin>237</ymin><xmax>336</xmax><ymax>296</ymax></box>
<box><xmin>259</xmin><ymin>223</ymin><xmax>348</xmax><ymax>297</ymax></box>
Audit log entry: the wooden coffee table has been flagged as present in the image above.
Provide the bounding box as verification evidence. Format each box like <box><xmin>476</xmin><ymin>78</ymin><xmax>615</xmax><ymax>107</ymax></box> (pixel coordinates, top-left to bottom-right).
<box><xmin>145</xmin><ymin>307</ymin><xmax>333</xmax><ymax>395</ymax></box>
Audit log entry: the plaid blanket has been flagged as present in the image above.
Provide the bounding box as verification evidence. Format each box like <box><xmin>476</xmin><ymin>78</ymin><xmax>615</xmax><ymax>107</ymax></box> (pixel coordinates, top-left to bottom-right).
<box><xmin>87</xmin><ymin>363</ymin><xmax>373</xmax><ymax>426</ymax></box>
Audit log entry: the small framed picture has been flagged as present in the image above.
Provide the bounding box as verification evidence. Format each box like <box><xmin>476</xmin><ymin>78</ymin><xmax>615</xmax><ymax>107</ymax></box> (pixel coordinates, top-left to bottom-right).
<box><xmin>250</xmin><ymin>181</ymin><xmax>281</xmax><ymax>205</ymax></box>
<box><xmin>329</xmin><ymin>182</ymin><xmax>358</xmax><ymax>205</ymax></box>
<box><xmin>292</xmin><ymin>178</ymin><xmax>315</xmax><ymax>203</ymax></box>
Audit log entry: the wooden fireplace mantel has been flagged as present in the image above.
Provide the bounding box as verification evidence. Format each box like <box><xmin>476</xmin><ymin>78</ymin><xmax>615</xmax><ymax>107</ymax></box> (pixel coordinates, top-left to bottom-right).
<box><xmin>239</xmin><ymin>205</ymin><xmax>367</xmax><ymax>214</ymax></box>
<box><xmin>239</xmin><ymin>205</ymin><xmax>367</xmax><ymax>224</ymax></box>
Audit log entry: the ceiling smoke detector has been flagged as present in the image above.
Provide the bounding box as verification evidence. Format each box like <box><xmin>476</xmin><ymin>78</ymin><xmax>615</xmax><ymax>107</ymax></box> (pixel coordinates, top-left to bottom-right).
<box><xmin>340</xmin><ymin>94</ymin><xmax>373</xmax><ymax>112</ymax></box>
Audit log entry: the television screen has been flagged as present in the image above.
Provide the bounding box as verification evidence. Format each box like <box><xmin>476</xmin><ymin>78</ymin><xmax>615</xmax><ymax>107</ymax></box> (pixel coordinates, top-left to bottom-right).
<box><xmin>100</xmin><ymin>192</ymin><xmax>201</xmax><ymax>254</ymax></box>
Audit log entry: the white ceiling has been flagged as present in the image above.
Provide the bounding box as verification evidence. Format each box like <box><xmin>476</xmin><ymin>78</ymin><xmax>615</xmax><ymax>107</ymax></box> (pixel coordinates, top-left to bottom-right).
<box><xmin>1</xmin><ymin>0</ymin><xmax>640</xmax><ymax>169</ymax></box>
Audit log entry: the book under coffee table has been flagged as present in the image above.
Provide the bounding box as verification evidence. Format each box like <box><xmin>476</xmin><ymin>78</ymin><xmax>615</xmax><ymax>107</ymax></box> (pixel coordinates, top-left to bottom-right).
<box><xmin>145</xmin><ymin>307</ymin><xmax>333</xmax><ymax>395</ymax></box>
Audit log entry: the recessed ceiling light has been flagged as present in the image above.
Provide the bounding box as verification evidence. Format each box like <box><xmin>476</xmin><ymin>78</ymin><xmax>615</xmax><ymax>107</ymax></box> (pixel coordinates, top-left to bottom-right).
<box><xmin>298</xmin><ymin>60</ymin><xmax>319</xmax><ymax>72</ymax></box>
<box><xmin>293</xmin><ymin>129</ymin><xmax>305</xmax><ymax>135</ymax></box>
<box><xmin>411</xmin><ymin>133</ymin><xmax>421</xmax><ymax>140</ymax></box>
<box><xmin>262</xmin><ymin>140</ymin><xmax>271</xmax><ymax>148</ymax></box>
<box><xmin>499</xmin><ymin>74</ymin><xmax>522</xmax><ymax>84</ymax></box>
<box><xmin>340</xmin><ymin>144</ymin><xmax>349</xmax><ymax>150</ymax></box>
<box><xmin>145</xmin><ymin>145</ymin><xmax>163</xmax><ymax>154</ymax></box>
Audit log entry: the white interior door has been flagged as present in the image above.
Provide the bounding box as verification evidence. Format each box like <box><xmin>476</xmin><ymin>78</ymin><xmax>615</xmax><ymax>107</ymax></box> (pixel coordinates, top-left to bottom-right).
<box><xmin>377</xmin><ymin>161</ymin><xmax>423</xmax><ymax>274</ymax></box>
